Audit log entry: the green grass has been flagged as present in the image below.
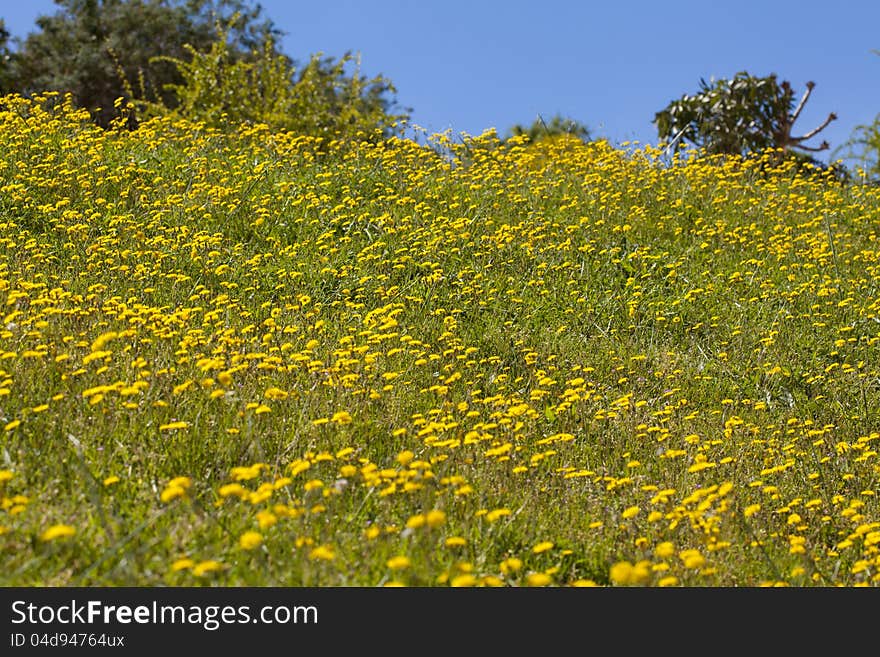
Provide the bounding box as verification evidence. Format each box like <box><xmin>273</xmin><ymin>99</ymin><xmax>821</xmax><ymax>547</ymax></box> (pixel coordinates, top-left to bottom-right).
<box><xmin>0</xmin><ymin>93</ymin><xmax>878</xmax><ymax>587</ymax></box>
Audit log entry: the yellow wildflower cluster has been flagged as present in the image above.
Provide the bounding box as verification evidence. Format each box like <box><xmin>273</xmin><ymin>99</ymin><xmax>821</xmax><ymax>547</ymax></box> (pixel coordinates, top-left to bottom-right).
<box><xmin>0</xmin><ymin>93</ymin><xmax>877</xmax><ymax>586</ymax></box>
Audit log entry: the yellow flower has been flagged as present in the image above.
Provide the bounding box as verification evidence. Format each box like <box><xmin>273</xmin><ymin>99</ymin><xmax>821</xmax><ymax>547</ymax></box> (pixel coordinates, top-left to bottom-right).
<box><xmin>406</xmin><ymin>513</ymin><xmax>426</xmax><ymax>529</ymax></box>
<box><xmin>570</xmin><ymin>579</ymin><xmax>598</xmax><ymax>587</ymax></box>
<box><xmin>445</xmin><ymin>536</ymin><xmax>467</xmax><ymax>548</ymax></box>
<box><xmin>426</xmin><ymin>509</ymin><xmax>446</xmax><ymax>528</ymax></box>
<box><xmin>160</xmin><ymin>486</ymin><xmax>186</xmax><ymax>503</ymax></box>
<box><xmin>622</xmin><ymin>505</ymin><xmax>640</xmax><ymax>519</ymax></box>
<box><xmin>231</xmin><ymin>465</ymin><xmax>264</xmax><ymax>481</ymax></box>
<box><xmin>4</xmin><ymin>420</ymin><xmax>21</xmax><ymax>431</ymax></box>
<box><xmin>88</xmin><ymin>331</ymin><xmax>117</xmax><ymax>352</ymax></box>
<box><xmin>331</xmin><ymin>410</ymin><xmax>352</xmax><ymax>424</ymax></box>
<box><xmin>160</xmin><ymin>477</ymin><xmax>192</xmax><ymax>503</ymax></box>
<box><xmin>264</xmin><ymin>387</ymin><xmax>288</xmax><ymax>400</ymax></box>
<box><xmin>171</xmin><ymin>558</ymin><xmax>195</xmax><ymax>572</ymax></box>
<box><xmin>308</xmin><ymin>545</ymin><xmax>336</xmax><ymax>561</ymax></box>
<box><xmin>386</xmin><ymin>556</ymin><xmax>411</xmax><ymax>570</ymax></box>
<box><xmin>525</xmin><ymin>572</ymin><xmax>552</xmax><ymax>587</ymax></box>
<box><xmin>450</xmin><ymin>574</ymin><xmax>478</xmax><ymax>587</ymax></box>
<box><xmin>102</xmin><ymin>475</ymin><xmax>120</xmax><ymax>487</ymax></box>
<box><xmin>631</xmin><ymin>560</ymin><xmax>652</xmax><ymax>584</ymax></box>
<box><xmin>256</xmin><ymin>510</ymin><xmax>278</xmax><ymax>529</ymax></box>
<box><xmin>610</xmin><ymin>561</ymin><xmax>634</xmax><ymax>585</ymax></box>
<box><xmin>680</xmin><ymin>549</ymin><xmax>706</xmax><ymax>569</ymax></box>
<box><xmin>169</xmin><ymin>476</ymin><xmax>192</xmax><ymax>489</ymax></box>
<box><xmin>159</xmin><ymin>421</ymin><xmax>189</xmax><ymax>431</ymax></box>
<box><xmin>239</xmin><ymin>531</ymin><xmax>263</xmax><ymax>550</ymax></box>
<box><xmin>219</xmin><ymin>483</ymin><xmax>247</xmax><ymax>499</ymax></box>
<box><xmin>192</xmin><ymin>560</ymin><xmax>224</xmax><ymax>577</ymax></box>
<box><xmin>654</xmin><ymin>541</ymin><xmax>675</xmax><ymax>558</ymax></box>
<box><xmin>500</xmin><ymin>557</ymin><xmax>523</xmax><ymax>574</ymax></box>
<box><xmin>486</xmin><ymin>508</ymin><xmax>511</xmax><ymax>522</ymax></box>
<box><xmin>658</xmin><ymin>576</ymin><xmax>679</xmax><ymax>587</ymax></box>
<box><xmin>532</xmin><ymin>541</ymin><xmax>554</xmax><ymax>554</ymax></box>
<box><xmin>40</xmin><ymin>524</ymin><xmax>76</xmax><ymax>542</ymax></box>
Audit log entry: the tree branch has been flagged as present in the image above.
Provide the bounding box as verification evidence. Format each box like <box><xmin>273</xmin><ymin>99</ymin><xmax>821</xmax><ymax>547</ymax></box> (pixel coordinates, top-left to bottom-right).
<box><xmin>794</xmin><ymin>140</ymin><xmax>830</xmax><ymax>153</ymax></box>
<box><xmin>790</xmin><ymin>80</ymin><xmax>814</xmax><ymax>124</ymax></box>
<box><xmin>792</xmin><ymin>112</ymin><xmax>837</xmax><ymax>143</ymax></box>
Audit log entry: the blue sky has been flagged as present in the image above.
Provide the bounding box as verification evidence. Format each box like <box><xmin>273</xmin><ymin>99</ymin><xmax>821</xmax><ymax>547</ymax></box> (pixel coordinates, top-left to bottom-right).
<box><xmin>3</xmin><ymin>1</ymin><xmax>879</xmax><ymax>164</ymax></box>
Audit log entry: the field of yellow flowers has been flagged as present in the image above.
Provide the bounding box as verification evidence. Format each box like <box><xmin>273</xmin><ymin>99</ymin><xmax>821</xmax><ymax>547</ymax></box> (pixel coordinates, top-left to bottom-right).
<box><xmin>0</xmin><ymin>93</ymin><xmax>878</xmax><ymax>586</ymax></box>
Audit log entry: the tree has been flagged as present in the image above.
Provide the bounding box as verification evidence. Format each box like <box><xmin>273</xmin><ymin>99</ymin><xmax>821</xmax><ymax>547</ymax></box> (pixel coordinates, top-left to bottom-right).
<box><xmin>136</xmin><ymin>16</ymin><xmax>408</xmax><ymax>139</ymax></box>
<box><xmin>654</xmin><ymin>72</ymin><xmax>837</xmax><ymax>163</ymax></box>
<box><xmin>7</xmin><ymin>0</ymin><xmax>280</xmax><ymax>127</ymax></box>
<box><xmin>0</xmin><ymin>19</ymin><xmax>12</xmax><ymax>93</ymax></box>
<box><xmin>508</xmin><ymin>114</ymin><xmax>591</xmax><ymax>144</ymax></box>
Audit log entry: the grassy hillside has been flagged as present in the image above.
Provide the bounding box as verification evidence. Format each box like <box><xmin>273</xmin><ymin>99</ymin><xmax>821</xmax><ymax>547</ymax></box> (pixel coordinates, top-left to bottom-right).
<box><xmin>1</xmin><ymin>93</ymin><xmax>878</xmax><ymax>586</ymax></box>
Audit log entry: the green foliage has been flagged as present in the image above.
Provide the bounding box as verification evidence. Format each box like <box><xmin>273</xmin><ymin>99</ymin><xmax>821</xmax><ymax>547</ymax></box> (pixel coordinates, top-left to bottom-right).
<box><xmin>834</xmin><ymin>115</ymin><xmax>880</xmax><ymax>182</ymax></box>
<box><xmin>508</xmin><ymin>114</ymin><xmax>591</xmax><ymax>144</ymax></box>
<box><xmin>137</xmin><ymin>17</ymin><xmax>408</xmax><ymax>139</ymax></box>
<box><xmin>6</xmin><ymin>0</ymin><xmax>279</xmax><ymax>127</ymax></box>
<box><xmin>654</xmin><ymin>72</ymin><xmax>837</xmax><ymax>162</ymax></box>
<box><xmin>0</xmin><ymin>19</ymin><xmax>11</xmax><ymax>94</ymax></box>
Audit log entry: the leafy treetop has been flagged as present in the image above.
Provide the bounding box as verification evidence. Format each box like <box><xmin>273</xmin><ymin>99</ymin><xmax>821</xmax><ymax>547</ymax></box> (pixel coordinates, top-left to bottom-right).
<box><xmin>508</xmin><ymin>114</ymin><xmax>591</xmax><ymax>144</ymax></box>
<box><xmin>654</xmin><ymin>72</ymin><xmax>837</xmax><ymax>163</ymax></box>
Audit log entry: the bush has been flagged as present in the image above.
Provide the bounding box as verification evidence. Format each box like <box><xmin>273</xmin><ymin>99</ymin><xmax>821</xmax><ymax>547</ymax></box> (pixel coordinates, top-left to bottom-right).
<box><xmin>128</xmin><ymin>16</ymin><xmax>408</xmax><ymax>140</ymax></box>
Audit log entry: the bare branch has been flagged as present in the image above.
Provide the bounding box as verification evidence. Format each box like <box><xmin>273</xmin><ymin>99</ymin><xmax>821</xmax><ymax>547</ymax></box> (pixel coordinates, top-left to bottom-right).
<box><xmin>794</xmin><ymin>140</ymin><xmax>830</xmax><ymax>153</ymax></box>
<box><xmin>792</xmin><ymin>112</ymin><xmax>837</xmax><ymax>143</ymax></box>
<box><xmin>790</xmin><ymin>81</ymin><xmax>815</xmax><ymax>124</ymax></box>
